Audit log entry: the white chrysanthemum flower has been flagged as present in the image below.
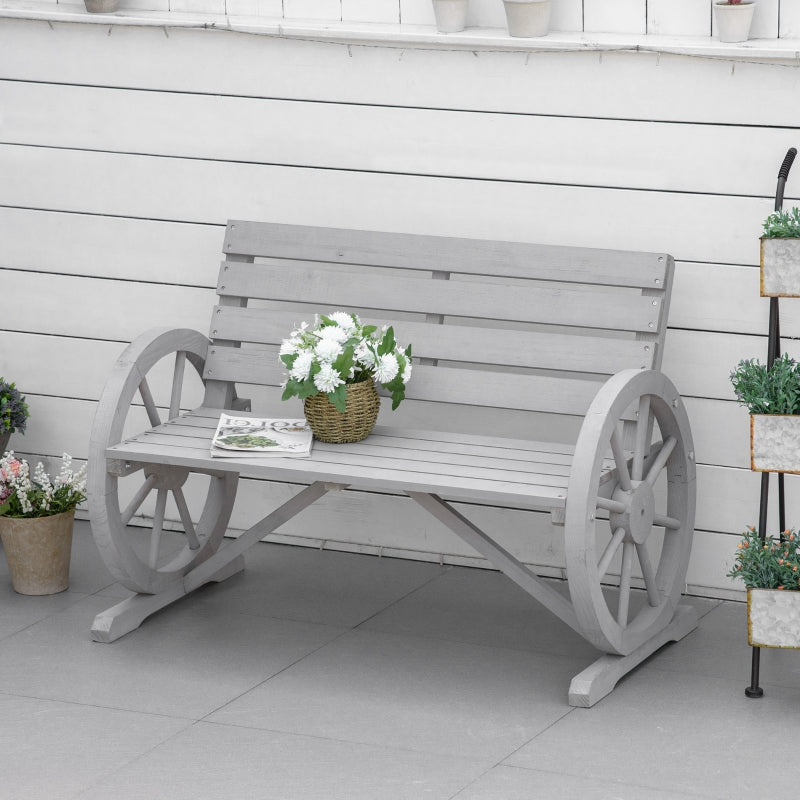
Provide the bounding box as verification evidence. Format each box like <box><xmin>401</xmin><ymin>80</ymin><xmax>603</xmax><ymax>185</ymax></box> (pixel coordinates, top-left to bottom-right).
<box><xmin>290</xmin><ymin>351</ymin><xmax>315</xmax><ymax>381</ymax></box>
<box><xmin>318</xmin><ymin>324</ymin><xmax>349</xmax><ymax>344</ymax></box>
<box><xmin>374</xmin><ymin>353</ymin><xmax>399</xmax><ymax>383</ymax></box>
<box><xmin>279</xmin><ymin>338</ymin><xmax>300</xmax><ymax>357</ymax></box>
<box><xmin>314</xmin><ymin>364</ymin><xmax>344</xmax><ymax>393</ymax></box>
<box><xmin>329</xmin><ymin>312</ymin><xmax>358</xmax><ymax>333</ymax></box>
<box><xmin>355</xmin><ymin>343</ymin><xmax>376</xmax><ymax>368</ymax></box>
<box><xmin>315</xmin><ymin>338</ymin><xmax>343</xmax><ymax>363</ymax></box>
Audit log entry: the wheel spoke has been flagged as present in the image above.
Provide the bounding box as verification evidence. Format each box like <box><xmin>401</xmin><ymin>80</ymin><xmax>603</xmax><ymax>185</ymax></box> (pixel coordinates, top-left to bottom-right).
<box><xmin>596</xmin><ymin>496</ymin><xmax>627</xmax><ymax>515</ymax></box>
<box><xmin>139</xmin><ymin>377</ymin><xmax>162</xmax><ymax>428</ymax></box>
<box><xmin>169</xmin><ymin>351</ymin><xmax>187</xmax><ymax>420</ymax></box>
<box><xmin>645</xmin><ymin>436</ymin><xmax>676</xmax><ymax>487</ymax></box>
<box><xmin>617</xmin><ymin>541</ymin><xmax>634</xmax><ymax>627</ymax></box>
<box><xmin>121</xmin><ymin>474</ymin><xmax>157</xmax><ymax>526</ymax></box>
<box><xmin>653</xmin><ymin>512</ymin><xmax>681</xmax><ymax>530</ymax></box>
<box><xmin>172</xmin><ymin>486</ymin><xmax>200</xmax><ymax>550</ymax></box>
<box><xmin>148</xmin><ymin>489</ymin><xmax>168</xmax><ymax>569</ymax></box>
<box><xmin>598</xmin><ymin>526</ymin><xmax>626</xmax><ymax>577</ymax></box>
<box><xmin>636</xmin><ymin>542</ymin><xmax>661</xmax><ymax>607</ymax></box>
<box><xmin>631</xmin><ymin>395</ymin><xmax>651</xmax><ymax>482</ymax></box>
<box><xmin>610</xmin><ymin>427</ymin><xmax>632</xmax><ymax>492</ymax></box>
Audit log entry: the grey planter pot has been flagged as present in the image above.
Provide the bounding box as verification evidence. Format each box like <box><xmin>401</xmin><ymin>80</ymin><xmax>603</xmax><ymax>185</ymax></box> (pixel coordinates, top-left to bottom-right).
<box><xmin>750</xmin><ymin>414</ymin><xmax>800</xmax><ymax>474</ymax></box>
<box><xmin>431</xmin><ymin>0</ymin><xmax>468</xmax><ymax>33</ymax></box>
<box><xmin>760</xmin><ymin>238</ymin><xmax>800</xmax><ymax>297</ymax></box>
<box><xmin>502</xmin><ymin>0</ymin><xmax>551</xmax><ymax>37</ymax></box>
<box><xmin>84</xmin><ymin>0</ymin><xmax>119</xmax><ymax>12</ymax></box>
<box><xmin>748</xmin><ymin>588</ymin><xmax>800</xmax><ymax>649</ymax></box>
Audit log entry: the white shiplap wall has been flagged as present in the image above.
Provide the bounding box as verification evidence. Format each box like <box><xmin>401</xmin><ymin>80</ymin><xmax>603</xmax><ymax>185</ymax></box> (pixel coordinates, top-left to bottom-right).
<box><xmin>1</xmin><ymin>16</ymin><xmax>799</xmax><ymax>599</ymax></box>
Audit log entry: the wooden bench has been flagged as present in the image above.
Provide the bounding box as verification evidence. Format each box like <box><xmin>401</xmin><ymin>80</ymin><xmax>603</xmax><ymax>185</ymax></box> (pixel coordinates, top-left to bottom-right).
<box><xmin>87</xmin><ymin>220</ymin><xmax>697</xmax><ymax>707</ymax></box>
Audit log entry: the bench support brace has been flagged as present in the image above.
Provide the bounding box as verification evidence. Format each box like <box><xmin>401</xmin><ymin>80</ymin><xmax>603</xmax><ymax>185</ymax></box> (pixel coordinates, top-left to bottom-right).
<box><xmin>408</xmin><ymin>491</ymin><xmax>697</xmax><ymax>708</ymax></box>
<box><xmin>91</xmin><ymin>481</ymin><xmax>338</xmax><ymax>643</ymax></box>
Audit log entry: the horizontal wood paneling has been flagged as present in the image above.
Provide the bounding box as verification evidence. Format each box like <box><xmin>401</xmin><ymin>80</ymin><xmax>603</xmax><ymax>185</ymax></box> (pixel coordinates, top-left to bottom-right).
<box><xmin>2</xmin><ymin>21</ymin><xmax>800</xmax><ymax>126</ymax></box>
<box><xmin>3</xmin><ymin>79</ymin><xmax>798</xmax><ymax>200</ymax></box>
<box><xmin>0</xmin><ymin>144</ymin><xmax>781</xmax><ymax>265</ymax></box>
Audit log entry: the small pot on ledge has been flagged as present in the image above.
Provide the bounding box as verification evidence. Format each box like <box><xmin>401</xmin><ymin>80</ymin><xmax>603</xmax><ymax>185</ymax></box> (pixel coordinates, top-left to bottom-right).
<box><xmin>713</xmin><ymin>0</ymin><xmax>756</xmax><ymax>43</ymax></box>
<box><xmin>84</xmin><ymin>0</ymin><xmax>120</xmax><ymax>12</ymax></box>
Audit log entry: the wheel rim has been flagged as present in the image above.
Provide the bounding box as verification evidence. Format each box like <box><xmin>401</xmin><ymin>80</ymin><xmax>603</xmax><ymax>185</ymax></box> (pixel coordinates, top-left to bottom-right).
<box><xmin>88</xmin><ymin>330</ymin><xmax>237</xmax><ymax>594</ymax></box>
<box><xmin>564</xmin><ymin>370</ymin><xmax>696</xmax><ymax>656</ymax></box>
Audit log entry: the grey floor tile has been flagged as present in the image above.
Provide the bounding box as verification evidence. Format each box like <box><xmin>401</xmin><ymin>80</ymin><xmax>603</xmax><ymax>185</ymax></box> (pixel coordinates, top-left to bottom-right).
<box><xmin>208</xmin><ymin>628</ymin><xmax>578</xmax><ymax>763</ymax></box>
<box><xmin>0</xmin><ymin>593</ymin><xmax>346</xmax><ymax>719</ymax></box>
<box><xmin>649</xmin><ymin>598</ymin><xmax>800</xmax><ymax>691</ymax></box>
<box><xmin>189</xmin><ymin>540</ymin><xmax>447</xmax><ymax>628</ymax></box>
<box><xmin>453</xmin><ymin>765</ymin><xmax>722</xmax><ymax>800</ymax></box>
<box><xmin>73</xmin><ymin>721</ymin><xmax>484</xmax><ymax>800</ymax></box>
<box><xmin>505</xmin><ymin>668</ymin><xmax>798</xmax><ymax>799</ymax></box>
<box><xmin>0</xmin><ymin>694</ymin><xmax>189</xmax><ymax>800</ymax></box>
<box><xmin>361</xmin><ymin>565</ymin><xmax>601</xmax><ymax>658</ymax></box>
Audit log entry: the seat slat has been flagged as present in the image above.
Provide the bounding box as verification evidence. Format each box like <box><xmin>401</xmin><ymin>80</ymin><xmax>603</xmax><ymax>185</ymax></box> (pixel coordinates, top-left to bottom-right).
<box><xmin>210</xmin><ymin>307</ymin><xmax>656</xmax><ymax>375</ymax></box>
<box><xmin>218</xmin><ymin>262</ymin><xmax>664</xmax><ymax>334</ymax></box>
<box><xmin>223</xmin><ymin>220</ymin><xmax>669</xmax><ymax>290</ymax></box>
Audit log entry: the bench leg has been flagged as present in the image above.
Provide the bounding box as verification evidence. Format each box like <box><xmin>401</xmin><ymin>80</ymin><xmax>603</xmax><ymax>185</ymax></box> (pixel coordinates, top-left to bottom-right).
<box><xmin>568</xmin><ymin>603</ymin><xmax>698</xmax><ymax>707</ymax></box>
<box><xmin>91</xmin><ymin>555</ymin><xmax>245</xmax><ymax>643</ymax></box>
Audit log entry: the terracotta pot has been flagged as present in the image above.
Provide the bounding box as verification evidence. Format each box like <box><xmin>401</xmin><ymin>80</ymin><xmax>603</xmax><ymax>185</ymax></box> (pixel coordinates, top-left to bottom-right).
<box><xmin>748</xmin><ymin>588</ymin><xmax>800</xmax><ymax>648</ymax></box>
<box><xmin>760</xmin><ymin>238</ymin><xmax>800</xmax><ymax>297</ymax></box>
<box><xmin>0</xmin><ymin>510</ymin><xmax>74</xmax><ymax>595</ymax></box>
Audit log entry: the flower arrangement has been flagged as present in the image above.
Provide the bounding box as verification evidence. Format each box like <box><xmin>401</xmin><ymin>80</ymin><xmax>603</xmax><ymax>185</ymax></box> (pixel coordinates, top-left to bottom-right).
<box><xmin>0</xmin><ymin>378</ymin><xmax>29</xmax><ymax>436</ymax></box>
<box><xmin>279</xmin><ymin>312</ymin><xmax>412</xmax><ymax>412</ymax></box>
<box><xmin>0</xmin><ymin>452</ymin><xmax>86</xmax><ymax>518</ymax></box>
<box><xmin>762</xmin><ymin>207</ymin><xmax>800</xmax><ymax>239</ymax></box>
<box><xmin>727</xmin><ymin>527</ymin><xmax>800</xmax><ymax>590</ymax></box>
<box><xmin>730</xmin><ymin>353</ymin><xmax>800</xmax><ymax>415</ymax></box>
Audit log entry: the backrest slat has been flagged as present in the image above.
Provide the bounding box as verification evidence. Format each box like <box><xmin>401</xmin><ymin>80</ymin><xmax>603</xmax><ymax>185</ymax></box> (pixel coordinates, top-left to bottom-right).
<box><xmin>223</xmin><ymin>221</ymin><xmax>669</xmax><ymax>289</ymax></box>
<box><xmin>218</xmin><ymin>262</ymin><xmax>664</xmax><ymax>334</ymax></box>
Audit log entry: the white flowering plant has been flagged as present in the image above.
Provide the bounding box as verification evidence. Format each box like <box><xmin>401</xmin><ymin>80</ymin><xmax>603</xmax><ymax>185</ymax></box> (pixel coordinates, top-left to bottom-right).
<box><xmin>279</xmin><ymin>312</ymin><xmax>412</xmax><ymax>412</ymax></box>
<box><xmin>0</xmin><ymin>452</ymin><xmax>87</xmax><ymax>518</ymax></box>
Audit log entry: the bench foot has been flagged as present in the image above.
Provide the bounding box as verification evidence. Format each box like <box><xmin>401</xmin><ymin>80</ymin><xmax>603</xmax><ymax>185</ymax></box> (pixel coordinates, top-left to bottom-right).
<box><xmin>91</xmin><ymin>554</ymin><xmax>245</xmax><ymax>643</ymax></box>
<box><xmin>568</xmin><ymin>603</ymin><xmax>698</xmax><ymax>707</ymax></box>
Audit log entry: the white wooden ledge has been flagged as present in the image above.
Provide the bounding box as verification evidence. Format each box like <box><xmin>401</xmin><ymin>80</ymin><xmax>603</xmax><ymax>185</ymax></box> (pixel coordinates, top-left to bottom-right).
<box><xmin>2</xmin><ymin>0</ymin><xmax>800</xmax><ymax>60</ymax></box>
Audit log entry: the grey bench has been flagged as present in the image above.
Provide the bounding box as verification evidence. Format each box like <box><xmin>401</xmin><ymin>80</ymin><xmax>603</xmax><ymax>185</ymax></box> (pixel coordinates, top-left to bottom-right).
<box><xmin>87</xmin><ymin>220</ymin><xmax>697</xmax><ymax>707</ymax></box>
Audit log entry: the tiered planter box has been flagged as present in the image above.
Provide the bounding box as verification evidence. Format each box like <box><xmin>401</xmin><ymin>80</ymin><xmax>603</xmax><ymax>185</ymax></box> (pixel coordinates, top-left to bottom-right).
<box><xmin>748</xmin><ymin>588</ymin><xmax>800</xmax><ymax>648</ymax></box>
<box><xmin>750</xmin><ymin>414</ymin><xmax>800</xmax><ymax>473</ymax></box>
<box><xmin>760</xmin><ymin>238</ymin><xmax>800</xmax><ymax>297</ymax></box>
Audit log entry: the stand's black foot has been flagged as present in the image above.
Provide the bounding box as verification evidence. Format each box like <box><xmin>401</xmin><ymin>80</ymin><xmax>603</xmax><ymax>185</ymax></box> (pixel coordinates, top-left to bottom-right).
<box><xmin>745</xmin><ymin>685</ymin><xmax>764</xmax><ymax>698</ymax></box>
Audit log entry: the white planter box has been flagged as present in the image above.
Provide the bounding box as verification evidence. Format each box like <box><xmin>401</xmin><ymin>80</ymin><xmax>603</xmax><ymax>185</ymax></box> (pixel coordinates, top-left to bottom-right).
<box><xmin>748</xmin><ymin>588</ymin><xmax>800</xmax><ymax>649</ymax></box>
<box><xmin>760</xmin><ymin>238</ymin><xmax>800</xmax><ymax>297</ymax></box>
<box><xmin>750</xmin><ymin>414</ymin><xmax>800</xmax><ymax>473</ymax></box>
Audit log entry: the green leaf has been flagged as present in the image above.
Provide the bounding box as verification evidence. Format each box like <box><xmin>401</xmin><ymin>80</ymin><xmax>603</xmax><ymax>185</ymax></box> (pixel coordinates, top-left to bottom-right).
<box><xmin>329</xmin><ymin>384</ymin><xmax>348</xmax><ymax>413</ymax></box>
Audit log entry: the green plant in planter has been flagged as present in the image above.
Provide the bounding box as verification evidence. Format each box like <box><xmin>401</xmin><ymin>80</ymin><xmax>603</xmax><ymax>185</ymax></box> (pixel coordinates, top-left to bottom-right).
<box><xmin>762</xmin><ymin>207</ymin><xmax>800</xmax><ymax>239</ymax></box>
<box><xmin>727</xmin><ymin>526</ymin><xmax>800</xmax><ymax>590</ymax></box>
<box><xmin>0</xmin><ymin>378</ymin><xmax>29</xmax><ymax>438</ymax></box>
<box><xmin>730</xmin><ymin>353</ymin><xmax>800</xmax><ymax>414</ymax></box>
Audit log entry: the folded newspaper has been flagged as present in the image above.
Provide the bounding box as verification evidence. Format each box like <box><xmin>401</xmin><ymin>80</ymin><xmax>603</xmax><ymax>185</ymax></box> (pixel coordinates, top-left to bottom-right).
<box><xmin>210</xmin><ymin>414</ymin><xmax>313</xmax><ymax>458</ymax></box>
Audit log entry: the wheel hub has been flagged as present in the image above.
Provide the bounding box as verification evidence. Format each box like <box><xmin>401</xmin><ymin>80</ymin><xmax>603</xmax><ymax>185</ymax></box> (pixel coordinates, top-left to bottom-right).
<box><xmin>609</xmin><ymin>480</ymin><xmax>655</xmax><ymax>545</ymax></box>
<box><xmin>144</xmin><ymin>466</ymin><xmax>189</xmax><ymax>491</ymax></box>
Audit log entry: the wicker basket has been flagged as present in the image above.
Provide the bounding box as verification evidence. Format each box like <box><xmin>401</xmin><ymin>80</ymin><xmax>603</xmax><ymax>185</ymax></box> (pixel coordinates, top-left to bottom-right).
<box><xmin>304</xmin><ymin>380</ymin><xmax>380</xmax><ymax>443</ymax></box>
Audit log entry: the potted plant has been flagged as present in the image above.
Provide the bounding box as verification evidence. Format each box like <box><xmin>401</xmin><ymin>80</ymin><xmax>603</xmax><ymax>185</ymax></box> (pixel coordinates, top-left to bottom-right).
<box><xmin>713</xmin><ymin>0</ymin><xmax>756</xmax><ymax>43</ymax></box>
<box><xmin>728</xmin><ymin>526</ymin><xmax>800</xmax><ymax>648</ymax></box>
<box><xmin>279</xmin><ymin>311</ymin><xmax>412</xmax><ymax>443</ymax></box>
<box><xmin>760</xmin><ymin>207</ymin><xmax>800</xmax><ymax>297</ymax></box>
<box><xmin>731</xmin><ymin>353</ymin><xmax>800</xmax><ymax>473</ymax></box>
<box><xmin>0</xmin><ymin>452</ymin><xmax>86</xmax><ymax>595</ymax></box>
<box><xmin>432</xmin><ymin>0</ymin><xmax>468</xmax><ymax>33</ymax></box>
<box><xmin>501</xmin><ymin>0</ymin><xmax>551</xmax><ymax>37</ymax></box>
<box><xmin>0</xmin><ymin>378</ymin><xmax>29</xmax><ymax>456</ymax></box>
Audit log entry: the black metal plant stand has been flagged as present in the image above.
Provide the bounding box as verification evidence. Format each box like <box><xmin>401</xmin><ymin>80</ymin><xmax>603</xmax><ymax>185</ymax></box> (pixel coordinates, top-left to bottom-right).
<box><xmin>746</xmin><ymin>147</ymin><xmax>797</xmax><ymax>698</ymax></box>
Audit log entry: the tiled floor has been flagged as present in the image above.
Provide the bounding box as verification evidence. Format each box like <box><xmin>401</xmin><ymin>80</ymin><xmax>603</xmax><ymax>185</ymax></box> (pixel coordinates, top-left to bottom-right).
<box><xmin>2</xmin><ymin>521</ymin><xmax>799</xmax><ymax>800</ymax></box>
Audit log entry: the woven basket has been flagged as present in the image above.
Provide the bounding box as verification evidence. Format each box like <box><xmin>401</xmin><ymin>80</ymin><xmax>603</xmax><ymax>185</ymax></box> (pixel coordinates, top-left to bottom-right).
<box><xmin>304</xmin><ymin>380</ymin><xmax>380</xmax><ymax>443</ymax></box>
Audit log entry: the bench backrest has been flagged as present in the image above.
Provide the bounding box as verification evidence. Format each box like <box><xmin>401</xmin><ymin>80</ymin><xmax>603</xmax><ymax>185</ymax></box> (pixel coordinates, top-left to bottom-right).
<box><xmin>202</xmin><ymin>221</ymin><xmax>673</xmax><ymax>439</ymax></box>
